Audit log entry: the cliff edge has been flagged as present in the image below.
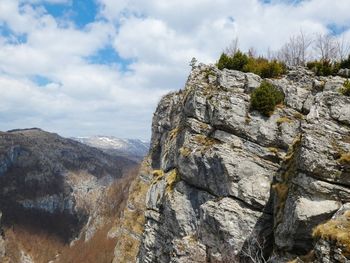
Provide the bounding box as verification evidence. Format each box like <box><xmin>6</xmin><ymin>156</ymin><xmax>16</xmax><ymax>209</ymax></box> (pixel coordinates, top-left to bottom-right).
<box><xmin>114</xmin><ymin>64</ymin><xmax>350</xmax><ymax>263</ymax></box>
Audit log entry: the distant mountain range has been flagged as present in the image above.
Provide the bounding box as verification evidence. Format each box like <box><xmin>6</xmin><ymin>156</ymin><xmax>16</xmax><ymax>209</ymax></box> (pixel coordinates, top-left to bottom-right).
<box><xmin>72</xmin><ymin>136</ymin><xmax>150</xmax><ymax>162</ymax></box>
<box><xmin>0</xmin><ymin>128</ymin><xmax>136</xmax><ymax>240</ymax></box>
<box><xmin>0</xmin><ymin>128</ymin><xmax>140</xmax><ymax>262</ymax></box>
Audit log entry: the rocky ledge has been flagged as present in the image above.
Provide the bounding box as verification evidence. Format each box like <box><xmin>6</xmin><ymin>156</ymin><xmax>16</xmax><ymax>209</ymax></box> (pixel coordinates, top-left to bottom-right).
<box><xmin>114</xmin><ymin>64</ymin><xmax>350</xmax><ymax>263</ymax></box>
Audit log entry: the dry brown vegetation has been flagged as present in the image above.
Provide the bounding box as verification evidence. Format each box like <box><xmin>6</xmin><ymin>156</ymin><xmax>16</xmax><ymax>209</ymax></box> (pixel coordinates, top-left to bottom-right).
<box><xmin>339</xmin><ymin>153</ymin><xmax>350</xmax><ymax>165</ymax></box>
<box><xmin>2</xmin><ymin>166</ymin><xmax>140</xmax><ymax>263</ymax></box>
<box><xmin>272</xmin><ymin>183</ymin><xmax>289</xmax><ymax>224</ymax></box>
<box><xmin>112</xmin><ymin>159</ymin><xmax>152</xmax><ymax>262</ymax></box>
<box><xmin>276</xmin><ymin>117</ymin><xmax>292</xmax><ymax>125</ymax></box>
<box><xmin>313</xmin><ymin>211</ymin><xmax>350</xmax><ymax>255</ymax></box>
<box><xmin>194</xmin><ymin>134</ymin><xmax>216</xmax><ymax>146</ymax></box>
<box><xmin>179</xmin><ymin>146</ymin><xmax>192</xmax><ymax>157</ymax></box>
<box><xmin>169</xmin><ymin>127</ymin><xmax>181</xmax><ymax>141</ymax></box>
<box><xmin>194</xmin><ymin>134</ymin><xmax>221</xmax><ymax>153</ymax></box>
<box><xmin>273</xmin><ymin>135</ymin><xmax>301</xmax><ymax>226</ymax></box>
<box><xmin>3</xmin><ymin>225</ymin><xmax>64</xmax><ymax>263</ymax></box>
<box><xmin>152</xmin><ymin>169</ymin><xmax>165</xmax><ymax>184</ymax></box>
<box><xmin>293</xmin><ymin>112</ymin><xmax>304</xmax><ymax>120</ymax></box>
<box><xmin>57</xmin><ymin>223</ymin><xmax>117</xmax><ymax>263</ymax></box>
<box><xmin>4</xmin><ymin>221</ymin><xmax>121</xmax><ymax>263</ymax></box>
<box><xmin>166</xmin><ymin>169</ymin><xmax>180</xmax><ymax>193</ymax></box>
<box><xmin>101</xmin><ymin>166</ymin><xmax>140</xmax><ymax>218</ymax></box>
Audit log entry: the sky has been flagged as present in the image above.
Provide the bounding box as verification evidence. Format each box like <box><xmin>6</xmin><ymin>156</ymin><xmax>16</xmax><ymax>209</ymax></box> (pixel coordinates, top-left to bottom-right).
<box><xmin>1</xmin><ymin>0</ymin><xmax>350</xmax><ymax>140</ymax></box>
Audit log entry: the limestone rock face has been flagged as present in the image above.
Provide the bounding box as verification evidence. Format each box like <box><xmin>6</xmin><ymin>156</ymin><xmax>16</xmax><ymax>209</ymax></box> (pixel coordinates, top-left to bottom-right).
<box><xmin>115</xmin><ymin>64</ymin><xmax>350</xmax><ymax>263</ymax></box>
<box><xmin>274</xmin><ymin>91</ymin><xmax>350</xmax><ymax>256</ymax></box>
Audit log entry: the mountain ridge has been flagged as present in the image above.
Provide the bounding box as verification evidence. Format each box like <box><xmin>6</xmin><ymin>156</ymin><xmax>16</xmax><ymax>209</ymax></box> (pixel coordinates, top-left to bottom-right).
<box><xmin>72</xmin><ymin>136</ymin><xmax>149</xmax><ymax>162</ymax></box>
<box><xmin>0</xmin><ymin>128</ymin><xmax>138</xmax><ymax>263</ymax></box>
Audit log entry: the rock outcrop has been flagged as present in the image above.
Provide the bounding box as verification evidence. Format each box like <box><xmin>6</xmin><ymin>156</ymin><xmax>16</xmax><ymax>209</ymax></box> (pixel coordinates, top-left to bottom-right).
<box><xmin>114</xmin><ymin>64</ymin><xmax>350</xmax><ymax>262</ymax></box>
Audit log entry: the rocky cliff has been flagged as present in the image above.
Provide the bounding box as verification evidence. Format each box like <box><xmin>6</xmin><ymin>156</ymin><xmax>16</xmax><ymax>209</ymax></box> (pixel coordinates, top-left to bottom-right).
<box><xmin>114</xmin><ymin>64</ymin><xmax>350</xmax><ymax>262</ymax></box>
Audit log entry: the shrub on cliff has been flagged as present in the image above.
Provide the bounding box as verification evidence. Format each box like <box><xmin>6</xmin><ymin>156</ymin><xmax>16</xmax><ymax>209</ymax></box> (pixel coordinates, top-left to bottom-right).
<box><xmin>340</xmin><ymin>80</ymin><xmax>350</xmax><ymax>96</ymax></box>
<box><xmin>217</xmin><ymin>52</ymin><xmax>286</xmax><ymax>78</ymax></box>
<box><xmin>250</xmin><ymin>81</ymin><xmax>284</xmax><ymax>116</ymax></box>
<box><xmin>217</xmin><ymin>51</ymin><xmax>248</xmax><ymax>71</ymax></box>
<box><xmin>243</xmin><ymin>57</ymin><xmax>286</xmax><ymax>78</ymax></box>
<box><xmin>340</xmin><ymin>55</ymin><xmax>350</xmax><ymax>69</ymax></box>
<box><xmin>307</xmin><ymin>60</ymin><xmax>340</xmax><ymax>76</ymax></box>
<box><xmin>308</xmin><ymin>57</ymin><xmax>350</xmax><ymax>77</ymax></box>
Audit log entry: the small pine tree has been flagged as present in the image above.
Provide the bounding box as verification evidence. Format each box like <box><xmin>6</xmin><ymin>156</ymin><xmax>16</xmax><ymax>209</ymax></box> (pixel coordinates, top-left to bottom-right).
<box><xmin>217</xmin><ymin>53</ymin><xmax>230</xmax><ymax>70</ymax></box>
<box><xmin>250</xmin><ymin>81</ymin><xmax>284</xmax><ymax>116</ymax></box>
<box><xmin>340</xmin><ymin>55</ymin><xmax>350</xmax><ymax>69</ymax></box>
<box><xmin>189</xmin><ymin>57</ymin><xmax>198</xmax><ymax>69</ymax></box>
<box><xmin>217</xmin><ymin>51</ymin><xmax>249</xmax><ymax>71</ymax></box>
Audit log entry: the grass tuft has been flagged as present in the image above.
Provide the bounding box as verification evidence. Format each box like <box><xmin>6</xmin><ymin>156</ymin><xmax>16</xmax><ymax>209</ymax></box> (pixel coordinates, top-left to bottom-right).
<box><xmin>276</xmin><ymin>117</ymin><xmax>292</xmax><ymax>125</ymax></box>
<box><xmin>179</xmin><ymin>147</ymin><xmax>192</xmax><ymax>157</ymax></box>
<box><xmin>339</xmin><ymin>80</ymin><xmax>350</xmax><ymax>96</ymax></box>
<box><xmin>169</xmin><ymin>127</ymin><xmax>181</xmax><ymax>141</ymax></box>
<box><xmin>338</xmin><ymin>153</ymin><xmax>350</xmax><ymax>165</ymax></box>
<box><xmin>166</xmin><ymin>169</ymin><xmax>181</xmax><ymax>193</ymax></box>
<box><xmin>313</xmin><ymin>211</ymin><xmax>350</xmax><ymax>255</ymax></box>
<box><xmin>152</xmin><ymin>169</ymin><xmax>164</xmax><ymax>184</ymax></box>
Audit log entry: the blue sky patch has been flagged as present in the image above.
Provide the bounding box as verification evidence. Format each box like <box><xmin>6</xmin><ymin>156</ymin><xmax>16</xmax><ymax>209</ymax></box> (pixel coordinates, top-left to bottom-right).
<box><xmin>0</xmin><ymin>23</ymin><xmax>27</xmax><ymax>44</ymax></box>
<box><xmin>31</xmin><ymin>75</ymin><xmax>52</xmax><ymax>86</ymax></box>
<box><xmin>327</xmin><ymin>23</ymin><xmax>349</xmax><ymax>36</ymax></box>
<box><xmin>260</xmin><ymin>0</ymin><xmax>304</xmax><ymax>4</ymax></box>
<box><xmin>86</xmin><ymin>45</ymin><xmax>134</xmax><ymax>71</ymax></box>
<box><xmin>41</xmin><ymin>0</ymin><xmax>100</xmax><ymax>28</ymax></box>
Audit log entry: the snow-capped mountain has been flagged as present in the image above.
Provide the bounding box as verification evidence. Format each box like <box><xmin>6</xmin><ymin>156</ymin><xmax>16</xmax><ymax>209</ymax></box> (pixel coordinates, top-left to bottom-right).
<box><xmin>72</xmin><ymin>136</ymin><xmax>149</xmax><ymax>162</ymax></box>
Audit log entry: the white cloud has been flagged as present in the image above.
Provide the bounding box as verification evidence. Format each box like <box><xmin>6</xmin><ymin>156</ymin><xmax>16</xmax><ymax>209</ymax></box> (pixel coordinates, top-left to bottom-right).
<box><xmin>1</xmin><ymin>0</ymin><xmax>350</xmax><ymax>139</ymax></box>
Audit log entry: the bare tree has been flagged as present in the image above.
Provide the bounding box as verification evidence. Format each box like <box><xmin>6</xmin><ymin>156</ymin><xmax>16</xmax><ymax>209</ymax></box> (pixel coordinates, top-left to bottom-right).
<box><xmin>336</xmin><ymin>35</ymin><xmax>350</xmax><ymax>61</ymax></box>
<box><xmin>266</xmin><ymin>47</ymin><xmax>276</xmax><ymax>61</ymax></box>
<box><xmin>314</xmin><ymin>33</ymin><xmax>338</xmax><ymax>61</ymax></box>
<box><xmin>277</xmin><ymin>30</ymin><xmax>313</xmax><ymax>66</ymax></box>
<box><xmin>225</xmin><ymin>37</ymin><xmax>239</xmax><ymax>56</ymax></box>
<box><xmin>298</xmin><ymin>30</ymin><xmax>313</xmax><ymax>64</ymax></box>
<box><xmin>240</xmin><ymin>236</ymin><xmax>276</xmax><ymax>263</ymax></box>
<box><xmin>248</xmin><ymin>47</ymin><xmax>257</xmax><ymax>58</ymax></box>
